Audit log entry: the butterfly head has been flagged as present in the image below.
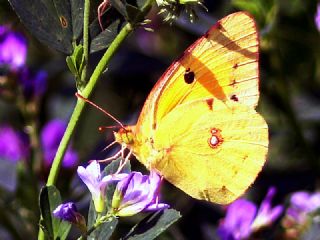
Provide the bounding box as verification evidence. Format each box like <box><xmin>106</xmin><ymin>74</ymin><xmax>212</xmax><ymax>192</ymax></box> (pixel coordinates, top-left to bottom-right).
<box><xmin>114</xmin><ymin>125</ymin><xmax>135</xmax><ymax>146</ymax></box>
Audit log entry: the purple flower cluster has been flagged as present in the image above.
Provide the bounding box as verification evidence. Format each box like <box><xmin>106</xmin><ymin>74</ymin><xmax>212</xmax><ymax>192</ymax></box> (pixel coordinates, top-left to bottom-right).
<box><xmin>18</xmin><ymin>67</ymin><xmax>47</xmax><ymax>99</ymax></box>
<box><xmin>111</xmin><ymin>171</ymin><xmax>169</xmax><ymax>217</ymax></box>
<box><xmin>41</xmin><ymin>119</ymin><xmax>78</xmax><ymax>168</ymax></box>
<box><xmin>0</xmin><ymin>25</ymin><xmax>27</xmax><ymax>71</ymax></box>
<box><xmin>287</xmin><ymin>191</ymin><xmax>320</xmax><ymax>223</ymax></box>
<box><xmin>77</xmin><ymin>160</ymin><xmax>169</xmax><ymax>215</ymax></box>
<box><xmin>217</xmin><ymin>187</ymin><xmax>283</xmax><ymax>240</ymax></box>
<box><xmin>0</xmin><ymin>25</ymin><xmax>47</xmax><ymax>99</ymax></box>
<box><xmin>282</xmin><ymin>191</ymin><xmax>320</xmax><ymax>238</ymax></box>
<box><xmin>0</xmin><ymin>126</ymin><xmax>28</xmax><ymax>162</ymax></box>
<box><xmin>0</xmin><ymin>119</ymin><xmax>78</xmax><ymax>168</ymax></box>
<box><xmin>315</xmin><ymin>4</ymin><xmax>320</xmax><ymax>31</ymax></box>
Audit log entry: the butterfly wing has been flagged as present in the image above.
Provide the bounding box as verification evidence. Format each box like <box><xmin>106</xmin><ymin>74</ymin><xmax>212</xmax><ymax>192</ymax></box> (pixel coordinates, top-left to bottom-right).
<box><xmin>152</xmin><ymin>99</ymin><xmax>268</xmax><ymax>204</ymax></box>
<box><xmin>136</xmin><ymin>12</ymin><xmax>259</xmax><ymax>137</ymax></box>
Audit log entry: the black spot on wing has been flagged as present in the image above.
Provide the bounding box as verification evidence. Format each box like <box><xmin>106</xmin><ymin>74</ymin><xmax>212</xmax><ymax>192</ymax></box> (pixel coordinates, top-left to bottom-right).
<box><xmin>230</xmin><ymin>94</ymin><xmax>239</xmax><ymax>102</ymax></box>
<box><xmin>184</xmin><ymin>68</ymin><xmax>195</xmax><ymax>84</ymax></box>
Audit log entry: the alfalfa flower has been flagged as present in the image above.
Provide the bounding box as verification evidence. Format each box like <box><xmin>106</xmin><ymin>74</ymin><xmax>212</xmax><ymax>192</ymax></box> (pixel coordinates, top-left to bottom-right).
<box><xmin>282</xmin><ymin>191</ymin><xmax>320</xmax><ymax>238</ymax></box>
<box><xmin>217</xmin><ymin>187</ymin><xmax>283</xmax><ymax>240</ymax></box>
<box><xmin>156</xmin><ymin>0</ymin><xmax>206</xmax><ymax>22</ymax></box>
<box><xmin>0</xmin><ymin>125</ymin><xmax>28</xmax><ymax>162</ymax></box>
<box><xmin>41</xmin><ymin>119</ymin><xmax>78</xmax><ymax>168</ymax></box>
<box><xmin>18</xmin><ymin>67</ymin><xmax>47</xmax><ymax>99</ymax></box>
<box><xmin>53</xmin><ymin>202</ymin><xmax>86</xmax><ymax>231</ymax></box>
<box><xmin>77</xmin><ymin>160</ymin><xmax>127</xmax><ymax>213</ymax></box>
<box><xmin>0</xmin><ymin>25</ymin><xmax>27</xmax><ymax>71</ymax></box>
<box><xmin>315</xmin><ymin>4</ymin><xmax>320</xmax><ymax>31</ymax></box>
<box><xmin>111</xmin><ymin>171</ymin><xmax>169</xmax><ymax>217</ymax></box>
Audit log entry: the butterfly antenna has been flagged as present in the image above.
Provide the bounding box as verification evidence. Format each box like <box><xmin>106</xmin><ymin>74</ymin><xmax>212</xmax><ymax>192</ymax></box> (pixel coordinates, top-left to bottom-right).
<box><xmin>75</xmin><ymin>92</ymin><xmax>125</xmax><ymax>129</ymax></box>
<box><xmin>98</xmin><ymin>125</ymin><xmax>120</xmax><ymax>132</ymax></box>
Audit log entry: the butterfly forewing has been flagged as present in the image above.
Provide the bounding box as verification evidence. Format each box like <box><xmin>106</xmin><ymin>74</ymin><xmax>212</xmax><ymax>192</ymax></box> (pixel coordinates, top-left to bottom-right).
<box><xmin>136</xmin><ymin>12</ymin><xmax>259</xmax><ymax>136</ymax></box>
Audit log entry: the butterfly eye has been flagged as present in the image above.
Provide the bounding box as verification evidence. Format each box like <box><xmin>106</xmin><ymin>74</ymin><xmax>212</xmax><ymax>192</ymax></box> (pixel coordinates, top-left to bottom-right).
<box><xmin>184</xmin><ymin>68</ymin><xmax>195</xmax><ymax>84</ymax></box>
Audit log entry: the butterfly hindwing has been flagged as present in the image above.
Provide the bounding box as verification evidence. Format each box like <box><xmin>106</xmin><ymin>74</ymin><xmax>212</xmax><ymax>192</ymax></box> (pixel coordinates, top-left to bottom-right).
<box><xmin>152</xmin><ymin>99</ymin><xmax>268</xmax><ymax>203</ymax></box>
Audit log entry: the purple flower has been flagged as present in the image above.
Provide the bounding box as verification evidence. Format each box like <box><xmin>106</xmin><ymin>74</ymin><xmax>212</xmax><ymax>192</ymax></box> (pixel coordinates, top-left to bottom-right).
<box><xmin>217</xmin><ymin>187</ymin><xmax>283</xmax><ymax>240</ymax></box>
<box><xmin>286</xmin><ymin>191</ymin><xmax>320</xmax><ymax>224</ymax></box>
<box><xmin>282</xmin><ymin>191</ymin><xmax>320</xmax><ymax>239</ymax></box>
<box><xmin>217</xmin><ymin>199</ymin><xmax>256</xmax><ymax>239</ymax></box>
<box><xmin>77</xmin><ymin>160</ymin><xmax>127</xmax><ymax>213</ymax></box>
<box><xmin>18</xmin><ymin>67</ymin><xmax>47</xmax><ymax>99</ymax></box>
<box><xmin>111</xmin><ymin>171</ymin><xmax>169</xmax><ymax>217</ymax></box>
<box><xmin>251</xmin><ymin>188</ymin><xmax>284</xmax><ymax>230</ymax></box>
<box><xmin>0</xmin><ymin>126</ymin><xmax>28</xmax><ymax>162</ymax></box>
<box><xmin>0</xmin><ymin>26</ymin><xmax>27</xmax><ymax>70</ymax></box>
<box><xmin>315</xmin><ymin>4</ymin><xmax>320</xmax><ymax>31</ymax></box>
<box><xmin>53</xmin><ymin>202</ymin><xmax>86</xmax><ymax>230</ymax></box>
<box><xmin>53</xmin><ymin>202</ymin><xmax>79</xmax><ymax>222</ymax></box>
<box><xmin>41</xmin><ymin>119</ymin><xmax>78</xmax><ymax>168</ymax></box>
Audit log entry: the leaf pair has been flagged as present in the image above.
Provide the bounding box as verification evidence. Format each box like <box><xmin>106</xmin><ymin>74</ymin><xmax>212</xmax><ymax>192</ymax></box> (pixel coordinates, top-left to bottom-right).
<box><xmin>8</xmin><ymin>0</ymin><xmax>149</xmax><ymax>54</ymax></box>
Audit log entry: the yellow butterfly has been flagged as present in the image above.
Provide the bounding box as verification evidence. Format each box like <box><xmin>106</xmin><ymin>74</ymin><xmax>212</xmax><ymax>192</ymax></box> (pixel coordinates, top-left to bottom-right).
<box><xmin>113</xmin><ymin>11</ymin><xmax>268</xmax><ymax>204</ymax></box>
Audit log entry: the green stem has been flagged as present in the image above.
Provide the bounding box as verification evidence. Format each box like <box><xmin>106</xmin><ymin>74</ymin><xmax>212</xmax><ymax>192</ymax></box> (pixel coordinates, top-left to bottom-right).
<box><xmin>46</xmin><ymin>22</ymin><xmax>133</xmax><ymax>186</ymax></box>
<box><xmin>81</xmin><ymin>0</ymin><xmax>90</xmax><ymax>84</ymax></box>
<box><xmin>39</xmin><ymin>1</ymin><xmax>155</xmax><ymax>239</ymax></box>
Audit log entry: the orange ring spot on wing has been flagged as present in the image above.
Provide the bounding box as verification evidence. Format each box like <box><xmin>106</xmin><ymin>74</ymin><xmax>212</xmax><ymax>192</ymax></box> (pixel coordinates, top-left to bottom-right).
<box><xmin>208</xmin><ymin>128</ymin><xmax>224</xmax><ymax>148</ymax></box>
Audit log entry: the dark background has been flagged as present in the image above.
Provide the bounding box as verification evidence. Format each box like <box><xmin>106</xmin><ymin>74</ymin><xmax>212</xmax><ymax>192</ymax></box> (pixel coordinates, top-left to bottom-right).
<box><xmin>1</xmin><ymin>0</ymin><xmax>320</xmax><ymax>239</ymax></box>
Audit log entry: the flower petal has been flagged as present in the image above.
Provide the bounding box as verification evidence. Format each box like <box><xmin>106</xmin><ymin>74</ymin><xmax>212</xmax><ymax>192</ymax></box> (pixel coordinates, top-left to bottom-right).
<box><xmin>217</xmin><ymin>199</ymin><xmax>257</xmax><ymax>240</ymax></box>
<box><xmin>144</xmin><ymin>203</ymin><xmax>170</xmax><ymax>211</ymax></box>
<box><xmin>77</xmin><ymin>161</ymin><xmax>101</xmax><ymax>199</ymax></box>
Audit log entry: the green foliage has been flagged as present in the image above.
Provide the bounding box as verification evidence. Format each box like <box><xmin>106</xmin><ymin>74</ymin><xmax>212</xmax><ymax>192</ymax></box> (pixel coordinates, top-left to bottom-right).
<box><xmin>89</xmin><ymin>17</ymin><xmax>124</xmax><ymax>53</ymax></box>
<box><xmin>39</xmin><ymin>186</ymin><xmax>71</xmax><ymax>240</ymax></box>
<box><xmin>8</xmin><ymin>0</ymin><xmax>84</xmax><ymax>54</ymax></box>
<box><xmin>123</xmin><ymin>209</ymin><xmax>181</xmax><ymax>240</ymax></box>
<box><xmin>66</xmin><ymin>44</ymin><xmax>85</xmax><ymax>84</ymax></box>
<box><xmin>232</xmin><ymin>0</ymin><xmax>276</xmax><ymax>26</ymax></box>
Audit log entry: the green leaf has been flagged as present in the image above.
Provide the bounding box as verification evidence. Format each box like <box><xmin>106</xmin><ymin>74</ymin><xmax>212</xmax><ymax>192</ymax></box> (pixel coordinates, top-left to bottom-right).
<box><xmin>66</xmin><ymin>55</ymin><xmax>78</xmax><ymax>76</ymax></box>
<box><xmin>74</xmin><ymin>44</ymin><xmax>85</xmax><ymax>69</ymax></box>
<box><xmin>39</xmin><ymin>186</ymin><xmax>71</xmax><ymax>240</ymax></box>
<box><xmin>122</xmin><ymin>209</ymin><xmax>181</xmax><ymax>240</ymax></box>
<box><xmin>88</xmin><ymin>7</ymin><xmax>125</xmax><ymax>53</ymax></box>
<box><xmin>88</xmin><ymin>200</ymin><xmax>97</xmax><ymax>229</ymax></box>
<box><xmin>136</xmin><ymin>0</ymin><xmax>148</xmax><ymax>9</ymax></box>
<box><xmin>109</xmin><ymin>0</ymin><xmax>127</xmax><ymax>18</ymax></box>
<box><xmin>126</xmin><ymin>4</ymin><xmax>142</xmax><ymax>23</ymax></box>
<box><xmin>90</xmin><ymin>19</ymin><xmax>124</xmax><ymax>53</ymax></box>
<box><xmin>89</xmin><ymin>218</ymin><xmax>119</xmax><ymax>240</ymax></box>
<box><xmin>66</xmin><ymin>44</ymin><xmax>85</xmax><ymax>81</ymax></box>
<box><xmin>8</xmin><ymin>0</ymin><xmax>84</xmax><ymax>54</ymax></box>
<box><xmin>102</xmin><ymin>157</ymin><xmax>131</xmax><ymax>175</ymax></box>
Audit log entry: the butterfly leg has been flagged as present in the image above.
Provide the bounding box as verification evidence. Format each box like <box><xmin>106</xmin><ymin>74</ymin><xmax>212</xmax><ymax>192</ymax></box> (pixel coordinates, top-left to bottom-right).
<box><xmin>115</xmin><ymin>149</ymin><xmax>133</xmax><ymax>174</ymax></box>
<box><xmin>98</xmin><ymin>144</ymin><xmax>125</xmax><ymax>163</ymax></box>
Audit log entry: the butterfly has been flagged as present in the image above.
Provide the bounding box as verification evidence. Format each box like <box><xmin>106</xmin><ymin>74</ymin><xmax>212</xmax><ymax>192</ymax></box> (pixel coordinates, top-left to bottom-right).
<box><xmin>113</xmin><ymin>11</ymin><xmax>268</xmax><ymax>204</ymax></box>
